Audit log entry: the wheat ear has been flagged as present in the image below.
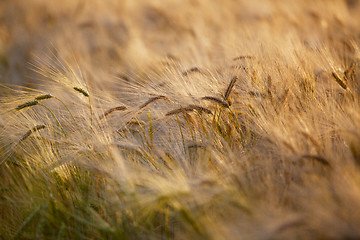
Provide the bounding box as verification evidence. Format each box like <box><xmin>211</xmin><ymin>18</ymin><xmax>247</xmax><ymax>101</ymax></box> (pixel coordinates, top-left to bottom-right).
<box><xmin>224</xmin><ymin>76</ymin><xmax>237</xmax><ymax>101</ymax></box>
<box><xmin>20</xmin><ymin>125</ymin><xmax>46</xmax><ymax>142</ymax></box>
<box><xmin>182</xmin><ymin>67</ymin><xmax>204</xmax><ymax>76</ymax></box>
<box><xmin>73</xmin><ymin>87</ymin><xmax>89</xmax><ymax>97</ymax></box>
<box><xmin>16</xmin><ymin>101</ymin><xmax>39</xmax><ymax>110</ymax></box>
<box><xmin>35</xmin><ymin>94</ymin><xmax>53</xmax><ymax>101</ymax></box>
<box><xmin>165</xmin><ymin>104</ymin><xmax>212</xmax><ymax>116</ymax></box>
<box><xmin>100</xmin><ymin>106</ymin><xmax>127</xmax><ymax>119</ymax></box>
<box><xmin>201</xmin><ymin>96</ymin><xmax>230</xmax><ymax>108</ymax></box>
<box><xmin>332</xmin><ymin>72</ymin><xmax>347</xmax><ymax>90</ymax></box>
<box><xmin>139</xmin><ymin>95</ymin><xmax>169</xmax><ymax>110</ymax></box>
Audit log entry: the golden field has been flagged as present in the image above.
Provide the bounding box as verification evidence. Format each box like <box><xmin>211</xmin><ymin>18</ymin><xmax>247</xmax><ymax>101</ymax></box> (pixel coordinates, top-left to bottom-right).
<box><xmin>1</xmin><ymin>0</ymin><xmax>360</xmax><ymax>239</ymax></box>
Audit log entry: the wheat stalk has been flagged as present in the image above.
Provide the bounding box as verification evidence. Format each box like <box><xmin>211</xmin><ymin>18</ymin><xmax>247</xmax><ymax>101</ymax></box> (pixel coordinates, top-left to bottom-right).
<box><xmin>37</xmin><ymin>103</ymin><xmax>66</xmax><ymax>137</ymax></box>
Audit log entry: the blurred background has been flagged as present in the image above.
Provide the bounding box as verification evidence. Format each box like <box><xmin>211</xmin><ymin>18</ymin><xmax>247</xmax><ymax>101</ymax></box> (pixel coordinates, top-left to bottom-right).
<box><xmin>0</xmin><ymin>0</ymin><xmax>359</xmax><ymax>88</ymax></box>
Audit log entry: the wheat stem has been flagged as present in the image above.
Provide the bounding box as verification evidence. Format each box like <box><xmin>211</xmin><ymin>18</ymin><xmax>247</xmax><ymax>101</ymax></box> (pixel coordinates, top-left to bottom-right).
<box><xmin>53</xmin><ymin>96</ymin><xmax>79</xmax><ymax>128</ymax></box>
<box><xmin>38</xmin><ymin>103</ymin><xmax>66</xmax><ymax>137</ymax></box>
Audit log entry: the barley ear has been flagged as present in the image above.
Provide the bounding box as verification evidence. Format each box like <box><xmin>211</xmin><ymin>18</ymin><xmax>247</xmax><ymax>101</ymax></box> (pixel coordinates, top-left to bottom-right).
<box><xmin>224</xmin><ymin>76</ymin><xmax>238</xmax><ymax>101</ymax></box>
<box><xmin>100</xmin><ymin>106</ymin><xmax>127</xmax><ymax>119</ymax></box>
<box><xmin>16</xmin><ymin>101</ymin><xmax>39</xmax><ymax>110</ymax></box>
<box><xmin>20</xmin><ymin>125</ymin><xmax>46</xmax><ymax>142</ymax></box>
<box><xmin>35</xmin><ymin>94</ymin><xmax>53</xmax><ymax>101</ymax></box>
<box><xmin>139</xmin><ymin>95</ymin><xmax>168</xmax><ymax>110</ymax></box>
<box><xmin>202</xmin><ymin>96</ymin><xmax>230</xmax><ymax>108</ymax></box>
<box><xmin>332</xmin><ymin>72</ymin><xmax>347</xmax><ymax>90</ymax></box>
<box><xmin>73</xmin><ymin>87</ymin><xmax>89</xmax><ymax>97</ymax></box>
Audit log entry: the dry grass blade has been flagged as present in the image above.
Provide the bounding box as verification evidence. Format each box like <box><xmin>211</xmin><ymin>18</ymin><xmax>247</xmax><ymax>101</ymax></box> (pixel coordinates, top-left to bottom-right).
<box><xmin>139</xmin><ymin>95</ymin><xmax>169</xmax><ymax>109</ymax></box>
<box><xmin>35</xmin><ymin>94</ymin><xmax>53</xmax><ymax>101</ymax></box>
<box><xmin>202</xmin><ymin>96</ymin><xmax>230</xmax><ymax>108</ymax></box>
<box><xmin>165</xmin><ymin>104</ymin><xmax>212</xmax><ymax>116</ymax></box>
<box><xmin>16</xmin><ymin>100</ymin><xmax>39</xmax><ymax>110</ymax></box>
<box><xmin>224</xmin><ymin>76</ymin><xmax>238</xmax><ymax>100</ymax></box>
<box><xmin>332</xmin><ymin>72</ymin><xmax>348</xmax><ymax>90</ymax></box>
<box><xmin>20</xmin><ymin>125</ymin><xmax>46</xmax><ymax>142</ymax></box>
<box><xmin>73</xmin><ymin>87</ymin><xmax>89</xmax><ymax>97</ymax></box>
<box><xmin>100</xmin><ymin>106</ymin><xmax>127</xmax><ymax>119</ymax></box>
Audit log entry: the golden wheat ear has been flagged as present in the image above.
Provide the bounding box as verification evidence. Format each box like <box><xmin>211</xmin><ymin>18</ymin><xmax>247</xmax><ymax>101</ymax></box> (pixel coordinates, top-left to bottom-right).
<box><xmin>35</xmin><ymin>94</ymin><xmax>53</xmax><ymax>101</ymax></box>
<box><xmin>73</xmin><ymin>87</ymin><xmax>89</xmax><ymax>97</ymax></box>
<box><xmin>100</xmin><ymin>106</ymin><xmax>128</xmax><ymax>119</ymax></box>
<box><xmin>139</xmin><ymin>95</ymin><xmax>169</xmax><ymax>110</ymax></box>
<box><xmin>165</xmin><ymin>104</ymin><xmax>212</xmax><ymax>116</ymax></box>
<box><xmin>232</xmin><ymin>56</ymin><xmax>254</xmax><ymax>61</ymax></box>
<box><xmin>182</xmin><ymin>67</ymin><xmax>207</xmax><ymax>77</ymax></box>
<box><xmin>16</xmin><ymin>101</ymin><xmax>39</xmax><ymax>110</ymax></box>
<box><xmin>20</xmin><ymin>125</ymin><xmax>46</xmax><ymax>142</ymax></box>
<box><xmin>332</xmin><ymin>72</ymin><xmax>348</xmax><ymax>90</ymax></box>
<box><xmin>201</xmin><ymin>96</ymin><xmax>230</xmax><ymax>108</ymax></box>
<box><xmin>224</xmin><ymin>76</ymin><xmax>237</xmax><ymax>102</ymax></box>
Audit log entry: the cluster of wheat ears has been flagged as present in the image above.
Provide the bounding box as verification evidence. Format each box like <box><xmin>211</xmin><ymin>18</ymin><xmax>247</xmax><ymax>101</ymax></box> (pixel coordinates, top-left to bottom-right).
<box><xmin>1</xmin><ymin>0</ymin><xmax>360</xmax><ymax>239</ymax></box>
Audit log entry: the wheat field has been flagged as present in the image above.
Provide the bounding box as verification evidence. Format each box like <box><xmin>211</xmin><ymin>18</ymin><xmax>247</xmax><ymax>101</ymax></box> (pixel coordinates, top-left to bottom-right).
<box><xmin>1</xmin><ymin>0</ymin><xmax>360</xmax><ymax>239</ymax></box>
